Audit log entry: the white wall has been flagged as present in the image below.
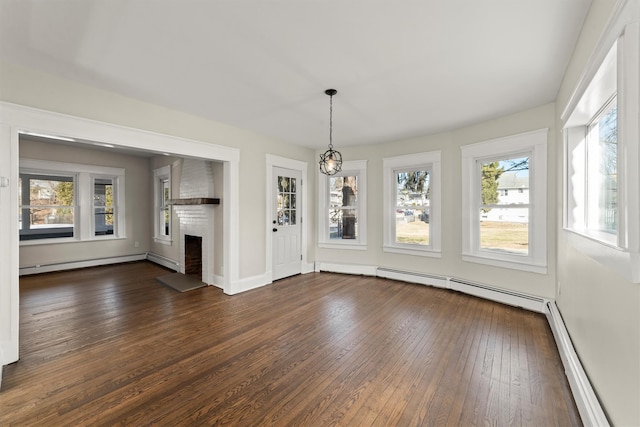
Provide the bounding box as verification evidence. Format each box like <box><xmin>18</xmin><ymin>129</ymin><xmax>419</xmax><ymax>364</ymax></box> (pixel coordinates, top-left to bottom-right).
<box><xmin>315</xmin><ymin>103</ymin><xmax>556</xmax><ymax>299</ymax></box>
<box><xmin>0</xmin><ymin>60</ymin><xmax>317</xmax><ymax>281</ymax></box>
<box><xmin>555</xmin><ymin>0</ymin><xmax>640</xmax><ymax>425</ymax></box>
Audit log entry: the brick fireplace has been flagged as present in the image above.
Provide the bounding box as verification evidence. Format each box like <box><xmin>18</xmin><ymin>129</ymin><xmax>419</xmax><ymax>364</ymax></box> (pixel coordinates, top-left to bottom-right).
<box><xmin>172</xmin><ymin>158</ymin><xmax>219</xmax><ymax>286</ymax></box>
<box><xmin>184</xmin><ymin>235</ymin><xmax>203</xmax><ymax>278</ymax></box>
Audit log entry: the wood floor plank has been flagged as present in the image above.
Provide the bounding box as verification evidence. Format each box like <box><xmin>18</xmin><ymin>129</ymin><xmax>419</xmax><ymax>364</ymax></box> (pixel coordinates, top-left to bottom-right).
<box><xmin>0</xmin><ymin>262</ymin><xmax>581</xmax><ymax>426</ymax></box>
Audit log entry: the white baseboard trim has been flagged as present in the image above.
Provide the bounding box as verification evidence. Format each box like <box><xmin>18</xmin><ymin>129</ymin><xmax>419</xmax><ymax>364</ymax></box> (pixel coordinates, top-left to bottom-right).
<box><xmin>19</xmin><ymin>253</ymin><xmax>148</xmax><ymax>276</ymax></box>
<box><xmin>546</xmin><ymin>301</ymin><xmax>609</xmax><ymax>427</ymax></box>
<box><xmin>315</xmin><ymin>262</ymin><xmax>378</xmax><ymax>276</ymax></box>
<box><xmin>301</xmin><ymin>262</ymin><xmax>315</xmax><ymax>274</ymax></box>
<box><xmin>226</xmin><ymin>272</ymin><xmax>271</xmax><ymax>295</ymax></box>
<box><xmin>211</xmin><ymin>275</ymin><xmax>225</xmax><ymax>290</ymax></box>
<box><xmin>146</xmin><ymin>252</ymin><xmax>180</xmax><ymax>271</ymax></box>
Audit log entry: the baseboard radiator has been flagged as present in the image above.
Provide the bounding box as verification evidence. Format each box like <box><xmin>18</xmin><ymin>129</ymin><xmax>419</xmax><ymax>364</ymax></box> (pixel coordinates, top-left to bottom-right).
<box><xmin>146</xmin><ymin>252</ymin><xmax>180</xmax><ymax>271</ymax></box>
<box><xmin>19</xmin><ymin>253</ymin><xmax>148</xmax><ymax>276</ymax></box>
<box><xmin>375</xmin><ymin>267</ymin><xmax>548</xmax><ymax>313</ymax></box>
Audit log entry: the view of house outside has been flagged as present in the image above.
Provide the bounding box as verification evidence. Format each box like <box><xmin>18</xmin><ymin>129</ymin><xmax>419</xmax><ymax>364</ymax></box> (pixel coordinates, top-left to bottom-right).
<box><xmin>395</xmin><ymin>170</ymin><xmax>430</xmax><ymax>245</ymax></box>
<box><xmin>480</xmin><ymin>157</ymin><xmax>529</xmax><ymax>254</ymax></box>
<box><xmin>18</xmin><ymin>177</ymin><xmax>74</xmax><ymax>232</ymax></box>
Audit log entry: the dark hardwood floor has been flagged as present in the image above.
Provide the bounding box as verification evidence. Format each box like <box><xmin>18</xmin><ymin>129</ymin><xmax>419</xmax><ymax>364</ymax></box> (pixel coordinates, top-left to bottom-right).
<box><xmin>0</xmin><ymin>261</ymin><xmax>581</xmax><ymax>426</ymax></box>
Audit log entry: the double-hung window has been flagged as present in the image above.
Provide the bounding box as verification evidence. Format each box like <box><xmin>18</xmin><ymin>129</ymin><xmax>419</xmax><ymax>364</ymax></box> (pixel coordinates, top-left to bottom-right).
<box><xmin>318</xmin><ymin>160</ymin><xmax>367</xmax><ymax>249</ymax></box>
<box><xmin>461</xmin><ymin>129</ymin><xmax>548</xmax><ymax>273</ymax></box>
<box><xmin>19</xmin><ymin>173</ymin><xmax>75</xmax><ymax>240</ymax></box>
<box><xmin>562</xmin><ymin>9</ymin><xmax>640</xmax><ymax>282</ymax></box>
<box><xmin>19</xmin><ymin>159</ymin><xmax>126</xmax><ymax>244</ymax></box>
<box><xmin>153</xmin><ymin>165</ymin><xmax>172</xmax><ymax>244</ymax></box>
<box><xmin>564</xmin><ymin>43</ymin><xmax>619</xmax><ymax>246</ymax></box>
<box><xmin>383</xmin><ymin>151</ymin><xmax>441</xmax><ymax>256</ymax></box>
<box><xmin>93</xmin><ymin>177</ymin><xmax>116</xmax><ymax>236</ymax></box>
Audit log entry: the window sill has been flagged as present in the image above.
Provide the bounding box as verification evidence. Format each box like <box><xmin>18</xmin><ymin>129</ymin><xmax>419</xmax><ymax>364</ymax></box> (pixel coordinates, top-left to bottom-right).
<box><xmin>319</xmin><ymin>241</ymin><xmax>367</xmax><ymax>251</ymax></box>
<box><xmin>20</xmin><ymin>236</ymin><xmax>127</xmax><ymax>246</ymax></box>
<box><xmin>564</xmin><ymin>227</ymin><xmax>617</xmax><ymax>248</ymax></box>
<box><xmin>462</xmin><ymin>253</ymin><xmax>547</xmax><ymax>274</ymax></box>
<box><xmin>153</xmin><ymin>237</ymin><xmax>173</xmax><ymax>246</ymax></box>
<box><xmin>383</xmin><ymin>245</ymin><xmax>441</xmax><ymax>258</ymax></box>
<box><xmin>564</xmin><ymin>229</ymin><xmax>640</xmax><ymax>283</ymax></box>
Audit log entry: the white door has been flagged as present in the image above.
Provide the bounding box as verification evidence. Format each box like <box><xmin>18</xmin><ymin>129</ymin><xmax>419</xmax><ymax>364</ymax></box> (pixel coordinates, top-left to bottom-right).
<box><xmin>272</xmin><ymin>167</ymin><xmax>302</xmax><ymax>280</ymax></box>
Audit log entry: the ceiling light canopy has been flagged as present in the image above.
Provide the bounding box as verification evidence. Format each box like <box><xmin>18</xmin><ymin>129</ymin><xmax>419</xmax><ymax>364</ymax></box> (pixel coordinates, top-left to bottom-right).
<box><xmin>319</xmin><ymin>89</ymin><xmax>343</xmax><ymax>176</ymax></box>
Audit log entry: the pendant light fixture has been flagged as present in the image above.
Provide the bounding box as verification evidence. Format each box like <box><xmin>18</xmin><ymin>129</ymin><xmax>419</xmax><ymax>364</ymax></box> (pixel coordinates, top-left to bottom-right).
<box><xmin>319</xmin><ymin>88</ymin><xmax>343</xmax><ymax>175</ymax></box>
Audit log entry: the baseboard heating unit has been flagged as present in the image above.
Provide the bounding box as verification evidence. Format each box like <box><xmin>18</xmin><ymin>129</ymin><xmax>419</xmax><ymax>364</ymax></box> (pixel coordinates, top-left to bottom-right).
<box><xmin>375</xmin><ymin>267</ymin><xmax>548</xmax><ymax>313</ymax></box>
<box><xmin>19</xmin><ymin>253</ymin><xmax>147</xmax><ymax>276</ymax></box>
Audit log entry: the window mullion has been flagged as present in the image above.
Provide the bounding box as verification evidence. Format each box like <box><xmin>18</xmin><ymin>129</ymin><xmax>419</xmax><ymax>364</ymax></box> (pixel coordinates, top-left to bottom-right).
<box><xmin>78</xmin><ymin>172</ymin><xmax>91</xmax><ymax>240</ymax></box>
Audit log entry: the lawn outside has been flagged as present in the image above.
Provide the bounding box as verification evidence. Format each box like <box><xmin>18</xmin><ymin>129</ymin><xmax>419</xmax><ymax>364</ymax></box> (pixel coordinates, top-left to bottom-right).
<box><xmin>396</xmin><ymin>220</ymin><xmax>529</xmax><ymax>254</ymax></box>
<box><xmin>480</xmin><ymin>221</ymin><xmax>528</xmax><ymax>253</ymax></box>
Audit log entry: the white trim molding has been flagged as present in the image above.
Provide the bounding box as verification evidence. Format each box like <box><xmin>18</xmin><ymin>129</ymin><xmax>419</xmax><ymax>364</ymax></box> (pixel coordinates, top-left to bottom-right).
<box><xmin>265</xmin><ymin>154</ymin><xmax>309</xmax><ymax>283</ymax></box>
<box><xmin>561</xmin><ymin>0</ymin><xmax>640</xmax><ymax>283</ymax></box>
<box><xmin>382</xmin><ymin>151</ymin><xmax>442</xmax><ymax>257</ymax></box>
<box><xmin>461</xmin><ymin>128</ymin><xmax>548</xmax><ymax>274</ymax></box>
<box><xmin>546</xmin><ymin>301</ymin><xmax>610</xmax><ymax>427</ymax></box>
<box><xmin>317</xmin><ymin>160</ymin><xmax>368</xmax><ymax>249</ymax></box>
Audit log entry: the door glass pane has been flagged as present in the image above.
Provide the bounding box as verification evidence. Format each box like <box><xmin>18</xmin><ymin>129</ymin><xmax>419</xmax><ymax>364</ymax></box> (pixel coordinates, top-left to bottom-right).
<box><xmin>278</xmin><ymin>176</ymin><xmax>289</xmax><ymax>192</ymax></box>
<box><xmin>277</xmin><ymin>175</ymin><xmax>297</xmax><ymax>227</ymax></box>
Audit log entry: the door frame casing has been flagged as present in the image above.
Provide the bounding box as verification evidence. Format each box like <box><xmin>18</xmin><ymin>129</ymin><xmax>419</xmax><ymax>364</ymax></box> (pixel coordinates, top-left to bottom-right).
<box><xmin>265</xmin><ymin>155</ymin><xmax>311</xmax><ymax>282</ymax></box>
<box><xmin>0</xmin><ymin>101</ymin><xmax>241</xmax><ymax>365</ymax></box>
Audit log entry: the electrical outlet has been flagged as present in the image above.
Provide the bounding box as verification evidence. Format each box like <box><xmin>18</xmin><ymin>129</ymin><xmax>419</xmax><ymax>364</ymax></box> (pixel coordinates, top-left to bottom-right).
<box><xmin>134</xmin><ymin>241</ymin><xmax>140</xmax><ymax>248</ymax></box>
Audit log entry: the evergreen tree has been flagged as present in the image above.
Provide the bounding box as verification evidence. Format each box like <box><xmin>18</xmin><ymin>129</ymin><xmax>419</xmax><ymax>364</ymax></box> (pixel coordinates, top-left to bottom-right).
<box><xmin>481</xmin><ymin>162</ymin><xmax>504</xmax><ymax>211</ymax></box>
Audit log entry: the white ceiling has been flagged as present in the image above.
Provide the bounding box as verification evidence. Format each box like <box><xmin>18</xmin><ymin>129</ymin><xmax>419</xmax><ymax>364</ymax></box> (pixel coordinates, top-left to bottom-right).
<box><xmin>1</xmin><ymin>0</ymin><xmax>591</xmax><ymax>149</ymax></box>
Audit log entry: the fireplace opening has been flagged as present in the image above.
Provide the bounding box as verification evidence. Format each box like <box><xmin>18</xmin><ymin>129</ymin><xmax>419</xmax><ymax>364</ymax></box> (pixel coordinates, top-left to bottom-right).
<box><xmin>184</xmin><ymin>235</ymin><xmax>203</xmax><ymax>279</ymax></box>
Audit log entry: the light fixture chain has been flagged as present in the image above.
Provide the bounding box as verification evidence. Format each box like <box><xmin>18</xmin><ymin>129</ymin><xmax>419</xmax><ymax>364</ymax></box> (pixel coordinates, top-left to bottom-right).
<box><xmin>328</xmin><ymin>93</ymin><xmax>333</xmax><ymax>149</ymax></box>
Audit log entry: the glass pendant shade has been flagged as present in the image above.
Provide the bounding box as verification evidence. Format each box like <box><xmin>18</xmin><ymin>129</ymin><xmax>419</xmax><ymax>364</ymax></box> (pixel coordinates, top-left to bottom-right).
<box><xmin>319</xmin><ymin>147</ymin><xmax>342</xmax><ymax>175</ymax></box>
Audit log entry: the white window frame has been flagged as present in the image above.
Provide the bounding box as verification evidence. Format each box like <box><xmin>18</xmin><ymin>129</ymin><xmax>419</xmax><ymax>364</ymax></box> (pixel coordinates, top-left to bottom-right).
<box><xmin>18</xmin><ymin>172</ymin><xmax>75</xmax><ymax>240</ymax></box>
<box><xmin>561</xmin><ymin>2</ymin><xmax>640</xmax><ymax>282</ymax></box>
<box><xmin>461</xmin><ymin>129</ymin><xmax>548</xmax><ymax>274</ymax></box>
<box><xmin>153</xmin><ymin>165</ymin><xmax>172</xmax><ymax>245</ymax></box>
<box><xmin>19</xmin><ymin>159</ymin><xmax>126</xmax><ymax>245</ymax></box>
<box><xmin>383</xmin><ymin>151</ymin><xmax>441</xmax><ymax>257</ymax></box>
<box><xmin>91</xmin><ymin>175</ymin><xmax>119</xmax><ymax>238</ymax></box>
<box><xmin>318</xmin><ymin>160</ymin><xmax>367</xmax><ymax>250</ymax></box>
